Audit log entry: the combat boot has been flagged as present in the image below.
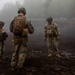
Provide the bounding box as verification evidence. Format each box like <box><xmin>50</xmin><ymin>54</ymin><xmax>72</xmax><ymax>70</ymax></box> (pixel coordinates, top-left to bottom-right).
<box><xmin>16</xmin><ymin>68</ymin><xmax>23</xmax><ymax>75</ymax></box>
<box><xmin>0</xmin><ymin>57</ymin><xmax>3</xmax><ymax>63</ymax></box>
<box><xmin>56</xmin><ymin>53</ymin><xmax>60</xmax><ymax>58</ymax></box>
<box><xmin>48</xmin><ymin>53</ymin><xmax>52</xmax><ymax>57</ymax></box>
<box><xmin>11</xmin><ymin>66</ymin><xmax>17</xmax><ymax>72</ymax></box>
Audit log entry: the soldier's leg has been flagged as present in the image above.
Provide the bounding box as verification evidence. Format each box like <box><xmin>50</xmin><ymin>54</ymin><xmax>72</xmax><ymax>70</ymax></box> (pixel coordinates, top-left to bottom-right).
<box><xmin>0</xmin><ymin>42</ymin><xmax>4</xmax><ymax>62</ymax></box>
<box><xmin>0</xmin><ymin>42</ymin><xmax>4</xmax><ymax>57</ymax></box>
<box><xmin>52</xmin><ymin>37</ymin><xmax>60</xmax><ymax>57</ymax></box>
<box><xmin>17</xmin><ymin>39</ymin><xmax>27</xmax><ymax>68</ymax></box>
<box><xmin>47</xmin><ymin>37</ymin><xmax>52</xmax><ymax>57</ymax></box>
<box><xmin>11</xmin><ymin>44</ymin><xmax>20</xmax><ymax>69</ymax></box>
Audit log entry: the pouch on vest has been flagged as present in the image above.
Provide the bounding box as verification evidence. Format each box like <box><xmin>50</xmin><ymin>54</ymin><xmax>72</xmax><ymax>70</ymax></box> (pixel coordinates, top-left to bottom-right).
<box><xmin>13</xmin><ymin>16</ymin><xmax>26</xmax><ymax>35</ymax></box>
<box><xmin>22</xmin><ymin>28</ymin><xmax>28</xmax><ymax>36</ymax></box>
<box><xmin>12</xmin><ymin>36</ymin><xmax>22</xmax><ymax>44</ymax></box>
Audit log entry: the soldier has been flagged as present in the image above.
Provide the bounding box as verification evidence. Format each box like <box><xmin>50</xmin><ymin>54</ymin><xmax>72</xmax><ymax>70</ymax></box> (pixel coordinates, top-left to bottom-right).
<box><xmin>10</xmin><ymin>7</ymin><xmax>34</xmax><ymax>71</ymax></box>
<box><xmin>44</xmin><ymin>17</ymin><xmax>60</xmax><ymax>57</ymax></box>
<box><xmin>0</xmin><ymin>21</ymin><xmax>8</xmax><ymax>62</ymax></box>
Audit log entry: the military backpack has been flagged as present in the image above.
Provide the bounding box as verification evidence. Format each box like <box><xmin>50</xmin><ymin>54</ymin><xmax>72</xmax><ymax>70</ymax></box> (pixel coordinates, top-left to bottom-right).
<box><xmin>12</xmin><ymin>16</ymin><xmax>28</xmax><ymax>36</ymax></box>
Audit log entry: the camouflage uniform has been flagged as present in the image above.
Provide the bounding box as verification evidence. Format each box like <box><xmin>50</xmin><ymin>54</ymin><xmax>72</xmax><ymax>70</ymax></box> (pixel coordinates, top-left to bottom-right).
<box><xmin>10</xmin><ymin>7</ymin><xmax>34</xmax><ymax>69</ymax></box>
<box><xmin>11</xmin><ymin>37</ymin><xmax>28</xmax><ymax>69</ymax></box>
<box><xmin>0</xmin><ymin>21</ymin><xmax>8</xmax><ymax>62</ymax></box>
<box><xmin>0</xmin><ymin>38</ymin><xmax>4</xmax><ymax>60</ymax></box>
<box><xmin>44</xmin><ymin>17</ymin><xmax>60</xmax><ymax>57</ymax></box>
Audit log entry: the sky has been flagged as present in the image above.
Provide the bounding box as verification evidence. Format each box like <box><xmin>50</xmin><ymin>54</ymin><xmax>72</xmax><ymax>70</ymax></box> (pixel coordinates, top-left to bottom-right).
<box><xmin>0</xmin><ymin>0</ymin><xmax>75</xmax><ymax>36</ymax></box>
<box><xmin>0</xmin><ymin>0</ymin><xmax>75</xmax><ymax>19</ymax></box>
<box><xmin>0</xmin><ymin>0</ymin><xmax>24</xmax><ymax>10</ymax></box>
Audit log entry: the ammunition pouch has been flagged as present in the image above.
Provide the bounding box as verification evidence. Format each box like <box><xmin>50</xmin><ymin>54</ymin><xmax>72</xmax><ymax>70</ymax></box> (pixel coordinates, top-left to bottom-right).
<box><xmin>46</xmin><ymin>30</ymin><xmax>51</xmax><ymax>35</ymax></box>
<box><xmin>22</xmin><ymin>28</ymin><xmax>28</xmax><ymax>36</ymax></box>
<box><xmin>12</xmin><ymin>36</ymin><xmax>22</xmax><ymax>44</ymax></box>
<box><xmin>46</xmin><ymin>29</ymin><xmax>58</xmax><ymax>37</ymax></box>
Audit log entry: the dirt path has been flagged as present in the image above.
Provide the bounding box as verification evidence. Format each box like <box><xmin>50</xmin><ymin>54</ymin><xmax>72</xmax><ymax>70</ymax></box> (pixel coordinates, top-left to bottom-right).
<box><xmin>0</xmin><ymin>53</ymin><xmax>75</xmax><ymax>75</ymax></box>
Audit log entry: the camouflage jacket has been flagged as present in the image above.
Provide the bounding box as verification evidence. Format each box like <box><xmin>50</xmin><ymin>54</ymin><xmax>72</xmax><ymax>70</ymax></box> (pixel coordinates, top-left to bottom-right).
<box><xmin>10</xmin><ymin>15</ymin><xmax>34</xmax><ymax>43</ymax></box>
<box><xmin>10</xmin><ymin>15</ymin><xmax>34</xmax><ymax>37</ymax></box>
<box><xmin>0</xmin><ymin>29</ymin><xmax>8</xmax><ymax>41</ymax></box>
<box><xmin>44</xmin><ymin>22</ymin><xmax>60</xmax><ymax>39</ymax></box>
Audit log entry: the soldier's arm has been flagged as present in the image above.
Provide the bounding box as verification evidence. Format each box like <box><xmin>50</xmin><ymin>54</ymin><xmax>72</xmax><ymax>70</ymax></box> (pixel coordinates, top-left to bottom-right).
<box><xmin>4</xmin><ymin>32</ymin><xmax>8</xmax><ymax>37</ymax></box>
<box><xmin>44</xmin><ymin>25</ymin><xmax>47</xmax><ymax>40</ymax></box>
<box><xmin>55</xmin><ymin>24</ymin><xmax>60</xmax><ymax>36</ymax></box>
<box><xmin>2</xmin><ymin>31</ymin><xmax>8</xmax><ymax>41</ymax></box>
<box><xmin>54</xmin><ymin>24</ymin><xmax>60</xmax><ymax>40</ymax></box>
<box><xmin>27</xmin><ymin>20</ymin><xmax>34</xmax><ymax>34</ymax></box>
<box><xmin>10</xmin><ymin>20</ymin><xmax>13</xmax><ymax>32</ymax></box>
<box><xmin>10</xmin><ymin>17</ymin><xmax>16</xmax><ymax>33</ymax></box>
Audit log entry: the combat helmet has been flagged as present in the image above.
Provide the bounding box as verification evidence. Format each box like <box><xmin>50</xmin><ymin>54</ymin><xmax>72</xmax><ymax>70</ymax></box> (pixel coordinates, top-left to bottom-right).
<box><xmin>46</xmin><ymin>17</ymin><xmax>53</xmax><ymax>22</ymax></box>
<box><xmin>18</xmin><ymin>7</ymin><xmax>26</xmax><ymax>14</ymax></box>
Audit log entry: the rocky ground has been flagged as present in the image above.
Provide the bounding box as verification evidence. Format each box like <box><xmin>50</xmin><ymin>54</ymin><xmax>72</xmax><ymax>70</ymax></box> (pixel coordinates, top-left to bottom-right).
<box><xmin>0</xmin><ymin>20</ymin><xmax>75</xmax><ymax>75</ymax></box>
<box><xmin>0</xmin><ymin>53</ymin><xmax>75</xmax><ymax>75</ymax></box>
<box><xmin>0</xmin><ymin>40</ymin><xmax>75</xmax><ymax>75</ymax></box>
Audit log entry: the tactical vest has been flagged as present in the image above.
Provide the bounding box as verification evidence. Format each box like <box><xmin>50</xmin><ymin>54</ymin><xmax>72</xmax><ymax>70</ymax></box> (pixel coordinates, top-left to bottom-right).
<box><xmin>12</xmin><ymin>16</ymin><xmax>28</xmax><ymax>36</ymax></box>
<box><xmin>46</xmin><ymin>23</ymin><xmax>57</xmax><ymax>36</ymax></box>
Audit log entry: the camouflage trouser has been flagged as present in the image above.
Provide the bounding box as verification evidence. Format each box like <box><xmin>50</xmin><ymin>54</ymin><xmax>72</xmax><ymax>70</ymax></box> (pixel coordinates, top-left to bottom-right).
<box><xmin>0</xmin><ymin>41</ymin><xmax>4</xmax><ymax>58</ymax></box>
<box><xmin>46</xmin><ymin>36</ymin><xmax>59</xmax><ymax>55</ymax></box>
<box><xmin>11</xmin><ymin>38</ymin><xmax>27</xmax><ymax>69</ymax></box>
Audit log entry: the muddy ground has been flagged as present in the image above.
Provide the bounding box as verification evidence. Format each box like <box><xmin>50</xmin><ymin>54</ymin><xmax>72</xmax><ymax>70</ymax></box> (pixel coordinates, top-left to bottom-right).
<box><xmin>0</xmin><ymin>20</ymin><xmax>75</xmax><ymax>75</ymax></box>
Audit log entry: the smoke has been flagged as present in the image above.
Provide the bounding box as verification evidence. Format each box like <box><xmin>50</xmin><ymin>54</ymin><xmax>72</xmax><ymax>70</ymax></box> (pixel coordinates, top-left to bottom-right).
<box><xmin>0</xmin><ymin>0</ymin><xmax>75</xmax><ymax>21</ymax></box>
<box><xmin>0</xmin><ymin>0</ymin><xmax>75</xmax><ymax>38</ymax></box>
